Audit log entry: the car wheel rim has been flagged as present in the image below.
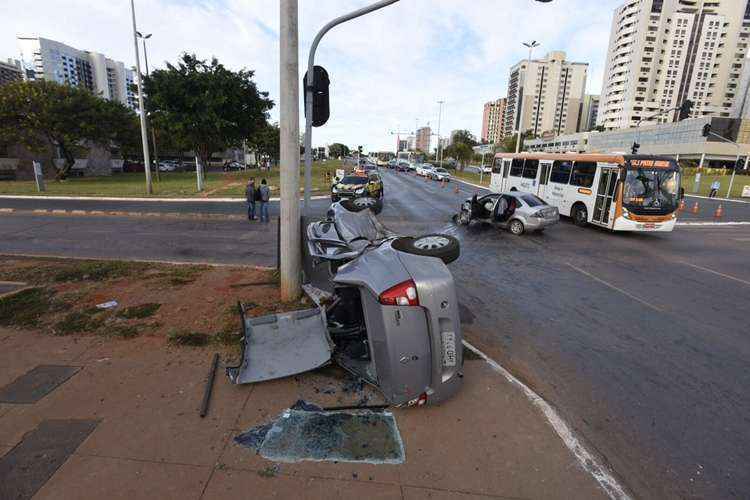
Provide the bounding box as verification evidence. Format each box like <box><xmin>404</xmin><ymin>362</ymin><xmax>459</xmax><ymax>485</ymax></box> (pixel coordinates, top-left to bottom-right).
<box><xmin>354</xmin><ymin>197</ymin><xmax>376</xmax><ymax>207</ymax></box>
<box><xmin>413</xmin><ymin>236</ymin><xmax>450</xmax><ymax>250</ymax></box>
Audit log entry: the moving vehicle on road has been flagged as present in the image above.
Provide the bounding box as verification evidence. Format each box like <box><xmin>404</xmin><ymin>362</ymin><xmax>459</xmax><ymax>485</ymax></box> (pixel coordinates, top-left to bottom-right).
<box><xmin>456</xmin><ymin>192</ymin><xmax>559</xmax><ymax>235</ymax></box>
<box><xmin>430</xmin><ymin>167</ymin><xmax>451</xmax><ymax>182</ymax></box>
<box><xmin>489</xmin><ymin>153</ymin><xmax>681</xmax><ymax>232</ymax></box>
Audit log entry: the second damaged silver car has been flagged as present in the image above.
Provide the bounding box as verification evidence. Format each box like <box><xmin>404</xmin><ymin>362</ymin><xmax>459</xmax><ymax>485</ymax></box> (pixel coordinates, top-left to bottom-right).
<box><xmin>227</xmin><ymin>200</ymin><xmax>464</xmax><ymax>406</ymax></box>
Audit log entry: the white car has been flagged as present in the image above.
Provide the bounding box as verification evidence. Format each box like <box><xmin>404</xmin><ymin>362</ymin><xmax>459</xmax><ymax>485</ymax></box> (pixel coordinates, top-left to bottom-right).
<box><xmin>430</xmin><ymin>167</ymin><xmax>452</xmax><ymax>182</ymax></box>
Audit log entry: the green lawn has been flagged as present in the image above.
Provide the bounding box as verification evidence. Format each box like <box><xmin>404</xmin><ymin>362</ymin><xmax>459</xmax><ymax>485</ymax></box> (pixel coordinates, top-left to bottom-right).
<box><xmin>682</xmin><ymin>172</ymin><xmax>750</xmax><ymax>199</ymax></box>
<box><xmin>0</xmin><ymin>161</ymin><xmax>343</xmax><ymax>198</ymax></box>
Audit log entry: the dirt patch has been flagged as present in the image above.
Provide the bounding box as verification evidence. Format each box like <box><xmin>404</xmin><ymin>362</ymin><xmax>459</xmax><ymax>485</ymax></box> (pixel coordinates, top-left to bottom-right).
<box><xmin>0</xmin><ymin>256</ymin><xmax>291</xmax><ymax>349</ymax></box>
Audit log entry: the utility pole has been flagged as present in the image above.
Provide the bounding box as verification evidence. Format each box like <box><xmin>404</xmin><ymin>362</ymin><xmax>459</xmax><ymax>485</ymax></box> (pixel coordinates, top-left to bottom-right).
<box><xmin>130</xmin><ymin>0</ymin><xmax>152</xmax><ymax>194</ymax></box>
<box><xmin>436</xmin><ymin>100</ymin><xmax>444</xmax><ymax>168</ymax></box>
<box><xmin>279</xmin><ymin>0</ymin><xmax>301</xmax><ymax>301</ymax></box>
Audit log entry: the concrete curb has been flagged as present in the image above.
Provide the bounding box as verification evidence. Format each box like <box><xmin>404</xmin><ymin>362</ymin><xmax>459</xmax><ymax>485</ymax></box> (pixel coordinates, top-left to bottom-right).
<box><xmin>0</xmin><ymin>194</ymin><xmax>330</xmax><ymax>203</ymax></box>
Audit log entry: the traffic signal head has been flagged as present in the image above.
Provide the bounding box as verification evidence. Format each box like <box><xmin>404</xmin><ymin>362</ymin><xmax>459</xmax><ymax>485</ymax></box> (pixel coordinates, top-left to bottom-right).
<box><xmin>702</xmin><ymin>123</ymin><xmax>712</xmax><ymax>137</ymax></box>
<box><xmin>678</xmin><ymin>100</ymin><xmax>694</xmax><ymax>121</ymax></box>
<box><xmin>303</xmin><ymin>65</ymin><xmax>330</xmax><ymax>127</ymax></box>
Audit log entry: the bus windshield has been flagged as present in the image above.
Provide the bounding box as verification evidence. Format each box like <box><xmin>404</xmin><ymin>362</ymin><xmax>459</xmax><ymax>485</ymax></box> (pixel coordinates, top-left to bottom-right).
<box><xmin>622</xmin><ymin>163</ymin><xmax>680</xmax><ymax>215</ymax></box>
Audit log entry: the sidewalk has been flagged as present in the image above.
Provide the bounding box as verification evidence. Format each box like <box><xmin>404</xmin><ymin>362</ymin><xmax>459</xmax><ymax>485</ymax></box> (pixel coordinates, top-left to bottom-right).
<box><xmin>0</xmin><ymin>326</ymin><xmax>617</xmax><ymax>500</ymax></box>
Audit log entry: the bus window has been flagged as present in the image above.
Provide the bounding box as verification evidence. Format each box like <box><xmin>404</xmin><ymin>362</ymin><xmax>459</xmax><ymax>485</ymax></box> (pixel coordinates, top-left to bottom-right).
<box><xmin>492</xmin><ymin>158</ymin><xmax>503</xmax><ymax>174</ymax></box>
<box><xmin>570</xmin><ymin>162</ymin><xmax>597</xmax><ymax>188</ymax></box>
<box><xmin>522</xmin><ymin>159</ymin><xmax>539</xmax><ymax>179</ymax></box>
<box><xmin>550</xmin><ymin>160</ymin><xmax>572</xmax><ymax>184</ymax></box>
<box><xmin>509</xmin><ymin>158</ymin><xmax>524</xmax><ymax>177</ymax></box>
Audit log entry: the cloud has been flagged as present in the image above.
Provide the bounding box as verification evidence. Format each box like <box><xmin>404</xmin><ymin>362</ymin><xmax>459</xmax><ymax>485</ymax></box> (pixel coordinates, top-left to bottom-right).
<box><xmin>0</xmin><ymin>0</ymin><xmax>622</xmax><ymax>151</ymax></box>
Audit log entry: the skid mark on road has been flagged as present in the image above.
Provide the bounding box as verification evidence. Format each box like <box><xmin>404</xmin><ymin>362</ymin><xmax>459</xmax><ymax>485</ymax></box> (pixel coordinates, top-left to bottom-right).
<box><xmin>680</xmin><ymin>262</ymin><xmax>750</xmax><ymax>287</ymax></box>
<box><xmin>566</xmin><ymin>263</ymin><xmax>664</xmax><ymax>313</ymax></box>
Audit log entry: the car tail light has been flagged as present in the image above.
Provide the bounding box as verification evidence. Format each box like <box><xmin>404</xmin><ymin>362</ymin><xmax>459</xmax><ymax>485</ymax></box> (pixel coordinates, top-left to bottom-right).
<box><xmin>379</xmin><ymin>280</ymin><xmax>419</xmax><ymax>306</ymax></box>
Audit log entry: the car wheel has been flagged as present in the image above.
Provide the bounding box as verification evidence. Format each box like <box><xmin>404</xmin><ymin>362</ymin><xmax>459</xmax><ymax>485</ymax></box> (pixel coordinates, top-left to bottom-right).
<box><xmin>392</xmin><ymin>234</ymin><xmax>460</xmax><ymax>265</ymax></box>
<box><xmin>509</xmin><ymin>219</ymin><xmax>525</xmax><ymax>235</ymax></box>
<box><xmin>572</xmin><ymin>204</ymin><xmax>588</xmax><ymax>227</ymax></box>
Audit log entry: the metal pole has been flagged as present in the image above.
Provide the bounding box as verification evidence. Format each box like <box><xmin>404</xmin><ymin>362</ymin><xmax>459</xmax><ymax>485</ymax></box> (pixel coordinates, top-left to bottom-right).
<box><xmin>130</xmin><ymin>0</ymin><xmax>152</xmax><ymax>194</ymax></box>
<box><xmin>141</xmin><ymin>37</ymin><xmax>160</xmax><ymax>182</ymax></box>
<box><xmin>280</xmin><ymin>0</ymin><xmax>302</xmax><ymax>301</ymax></box>
<box><xmin>304</xmin><ymin>0</ymin><xmax>400</xmax><ymax>214</ymax></box>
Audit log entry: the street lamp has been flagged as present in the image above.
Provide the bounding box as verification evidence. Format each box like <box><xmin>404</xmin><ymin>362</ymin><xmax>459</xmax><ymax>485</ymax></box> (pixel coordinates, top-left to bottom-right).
<box><xmin>129</xmin><ymin>0</ymin><xmax>152</xmax><ymax>194</ymax></box>
<box><xmin>136</xmin><ymin>31</ymin><xmax>159</xmax><ymax>181</ymax></box>
<box><xmin>515</xmin><ymin>40</ymin><xmax>540</xmax><ymax>153</ymax></box>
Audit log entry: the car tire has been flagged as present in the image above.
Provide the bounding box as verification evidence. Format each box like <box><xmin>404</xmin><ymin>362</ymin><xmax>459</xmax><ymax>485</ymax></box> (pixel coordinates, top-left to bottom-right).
<box><xmin>392</xmin><ymin>234</ymin><xmax>460</xmax><ymax>264</ymax></box>
<box><xmin>572</xmin><ymin>203</ymin><xmax>588</xmax><ymax>227</ymax></box>
<box><xmin>509</xmin><ymin>219</ymin><xmax>525</xmax><ymax>236</ymax></box>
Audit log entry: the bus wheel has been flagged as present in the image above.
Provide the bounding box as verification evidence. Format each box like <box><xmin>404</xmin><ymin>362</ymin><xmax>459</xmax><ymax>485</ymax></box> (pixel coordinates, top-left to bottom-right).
<box><xmin>572</xmin><ymin>203</ymin><xmax>588</xmax><ymax>227</ymax></box>
<box><xmin>509</xmin><ymin>219</ymin><xmax>525</xmax><ymax>235</ymax></box>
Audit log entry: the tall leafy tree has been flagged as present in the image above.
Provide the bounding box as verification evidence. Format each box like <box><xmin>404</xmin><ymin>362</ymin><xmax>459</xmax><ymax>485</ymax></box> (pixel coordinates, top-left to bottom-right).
<box><xmin>0</xmin><ymin>80</ymin><xmax>138</xmax><ymax>179</ymax></box>
<box><xmin>144</xmin><ymin>54</ymin><xmax>273</xmax><ymax>168</ymax></box>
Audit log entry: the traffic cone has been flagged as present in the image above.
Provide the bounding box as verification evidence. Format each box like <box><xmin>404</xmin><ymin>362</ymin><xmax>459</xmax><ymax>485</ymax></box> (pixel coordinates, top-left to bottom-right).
<box><xmin>714</xmin><ymin>203</ymin><xmax>724</xmax><ymax>220</ymax></box>
<box><xmin>691</xmin><ymin>201</ymin><xmax>700</xmax><ymax>214</ymax></box>
<box><xmin>678</xmin><ymin>199</ymin><xmax>685</xmax><ymax>212</ymax></box>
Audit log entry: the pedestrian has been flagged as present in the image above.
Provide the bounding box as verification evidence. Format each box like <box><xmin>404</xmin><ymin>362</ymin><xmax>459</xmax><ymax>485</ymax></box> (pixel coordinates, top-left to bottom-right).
<box><xmin>259</xmin><ymin>178</ymin><xmax>270</xmax><ymax>223</ymax></box>
<box><xmin>709</xmin><ymin>179</ymin><xmax>721</xmax><ymax>198</ymax></box>
<box><xmin>245</xmin><ymin>178</ymin><xmax>257</xmax><ymax>221</ymax></box>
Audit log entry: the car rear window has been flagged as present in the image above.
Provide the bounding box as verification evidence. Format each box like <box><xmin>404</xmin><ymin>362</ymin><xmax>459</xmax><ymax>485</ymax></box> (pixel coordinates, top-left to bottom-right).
<box><xmin>520</xmin><ymin>194</ymin><xmax>545</xmax><ymax>207</ymax></box>
<box><xmin>340</xmin><ymin>176</ymin><xmax>368</xmax><ymax>185</ymax></box>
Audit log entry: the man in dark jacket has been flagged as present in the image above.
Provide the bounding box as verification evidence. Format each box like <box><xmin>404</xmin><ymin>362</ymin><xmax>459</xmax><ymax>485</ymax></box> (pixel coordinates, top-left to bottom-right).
<box><xmin>245</xmin><ymin>179</ymin><xmax>257</xmax><ymax>221</ymax></box>
<box><xmin>259</xmin><ymin>178</ymin><xmax>270</xmax><ymax>222</ymax></box>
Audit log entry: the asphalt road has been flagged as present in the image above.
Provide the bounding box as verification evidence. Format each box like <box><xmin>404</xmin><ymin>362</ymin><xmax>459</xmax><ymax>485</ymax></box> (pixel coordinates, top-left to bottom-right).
<box><xmin>2</xmin><ymin>170</ymin><xmax>750</xmax><ymax>499</ymax></box>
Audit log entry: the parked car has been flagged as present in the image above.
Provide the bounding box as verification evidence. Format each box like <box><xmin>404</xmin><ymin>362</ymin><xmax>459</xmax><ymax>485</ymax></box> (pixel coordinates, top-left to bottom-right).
<box><xmin>430</xmin><ymin>167</ymin><xmax>451</xmax><ymax>182</ymax></box>
<box><xmin>226</xmin><ymin>199</ymin><xmax>464</xmax><ymax>407</ymax></box>
<box><xmin>455</xmin><ymin>192</ymin><xmax>559</xmax><ymax>235</ymax></box>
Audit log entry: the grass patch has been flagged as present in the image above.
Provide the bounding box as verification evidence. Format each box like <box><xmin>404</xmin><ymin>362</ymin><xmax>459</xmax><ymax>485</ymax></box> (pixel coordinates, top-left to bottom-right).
<box><xmin>54</xmin><ymin>310</ymin><xmax>105</xmax><ymax>336</ymax></box>
<box><xmin>0</xmin><ymin>288</ymin><xmax>54</xmax><ymax>328</ymax></box>
<box><xmin>167</xmin><ymin>329</ymin><xmax>211</xmax><ymax>346</ymax></box>
<box><xmin>116</xmin><ymin>303</ymin><xmax>161</xmax><ymax>319</ymax></box>
<box><xmin>53</xmin><ymin>261</ymin><xmax>145</xmax><ymax>283</ymax></box>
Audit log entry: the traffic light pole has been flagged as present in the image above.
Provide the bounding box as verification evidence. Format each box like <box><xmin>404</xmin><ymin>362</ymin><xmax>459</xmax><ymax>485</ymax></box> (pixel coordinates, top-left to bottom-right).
<box><xmin>303</xmin><ymin>0</ymin><xmax>400</xmax><ymax>215</ymax></box>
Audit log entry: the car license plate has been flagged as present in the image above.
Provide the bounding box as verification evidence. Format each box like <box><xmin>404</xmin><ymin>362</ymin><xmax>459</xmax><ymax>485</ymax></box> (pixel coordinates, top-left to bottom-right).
<box><xmin>442</xmin><ymin>331</ymin><xmax>457</xmax><ymax>367</ymax></box>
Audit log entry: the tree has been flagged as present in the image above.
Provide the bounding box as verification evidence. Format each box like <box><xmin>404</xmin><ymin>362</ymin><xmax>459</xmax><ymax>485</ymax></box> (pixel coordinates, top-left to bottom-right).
<box><xmin>0</xmin><ymin>80</ymin><xmax>139</xmax><ymax>179</ymax></box>
<box><xmin>328</xmin><ymin>143</ymin><xmax>350</xmax><ymax>158</ymax></box>
<box><xmin>144</xmin><ymin>54</ymin><xmax>273</xmax><ymax>168</ymax></box>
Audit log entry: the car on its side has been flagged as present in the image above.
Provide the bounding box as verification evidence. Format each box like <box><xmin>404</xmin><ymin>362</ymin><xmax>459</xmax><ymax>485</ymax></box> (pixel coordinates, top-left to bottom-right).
<box><xmin>430</xmin><ymin>167</ymin><xmax>451</xmax><ymax>182</ymax></box>
<box><xmin>455</xmin><ymin>192</ymin><xmax>559</xmax><ymax>235</ymax></box>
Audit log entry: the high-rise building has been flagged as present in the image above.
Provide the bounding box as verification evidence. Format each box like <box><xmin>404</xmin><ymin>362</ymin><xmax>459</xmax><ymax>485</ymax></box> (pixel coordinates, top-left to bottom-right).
<box><xmin>17</xmin><ymin>36</ymin><xmax>136</xmax><ymax>109</ymax></box>
<box><xmin>415</xmin><ymin>126</ymin><xmax>431</xmax><ymax>152</ymax></box>
<box><xmin>503</xmin><ymin>51</ymin><xmax>588</xmax><ymax>138</ymax></box>
<box><xmin>0</xmin><ymin>58</ymin><xmax>23</xmax><ymax>86</ymax></box>
<box><xmin>599</xmin><ymin>0</ymin><xmax>750</xmax><ymax>130</ymax></box>
<box><xmin>481</xmin><ymin>98</ymin><xmax>507</xmax><ymax>143</ymax></box>
<box><xmin>578</xmin><ymin>94</ymin><xmax>601</xmax><ymax>131</ymax></box>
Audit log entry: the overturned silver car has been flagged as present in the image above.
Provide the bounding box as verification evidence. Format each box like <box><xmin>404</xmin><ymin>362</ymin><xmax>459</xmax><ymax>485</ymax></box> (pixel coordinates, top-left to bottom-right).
<box><xmin>227</xmin><ymin>200</ymin><xmax>464</xmax><ymax>406</ymax></box>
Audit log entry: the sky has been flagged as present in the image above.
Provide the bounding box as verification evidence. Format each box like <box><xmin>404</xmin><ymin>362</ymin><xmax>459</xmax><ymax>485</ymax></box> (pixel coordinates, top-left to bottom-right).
<box><xmin>0</xmin><ymin>0</ymin><xmax>624</xmax><ymax>152</ymax></box>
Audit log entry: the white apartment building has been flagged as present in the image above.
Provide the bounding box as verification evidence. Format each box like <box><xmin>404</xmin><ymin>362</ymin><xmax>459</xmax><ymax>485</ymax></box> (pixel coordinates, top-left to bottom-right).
<box><xmin>503</xmin><ymin>51</ymin><xmax>588</xmax><ymax>138</ymax></box>
<box><xmin>481</xmin><ymin>98</ymin><xmax>507</xmax><ymax>143</ymax></box>
<box><xmin>17</xmin><ymin>36</ymin><xmax>137</xmax><ymax>109</ymax></box>
<box><xmin>599</xmin><ymin>0</ymin><xmax>750</xmax><ymax>130</ymax></box>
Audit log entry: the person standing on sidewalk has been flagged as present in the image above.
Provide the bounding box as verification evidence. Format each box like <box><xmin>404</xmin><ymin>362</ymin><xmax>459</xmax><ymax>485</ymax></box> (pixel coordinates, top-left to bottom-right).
<box><xmin>259</xmin><ymin>178</ymin><xmax>270</xmax><ymax>222</ymax></box>
<box><xmin>246</xmin><ymin>178</ymin><xmax>258</xmax><ymax>221</ymax></box>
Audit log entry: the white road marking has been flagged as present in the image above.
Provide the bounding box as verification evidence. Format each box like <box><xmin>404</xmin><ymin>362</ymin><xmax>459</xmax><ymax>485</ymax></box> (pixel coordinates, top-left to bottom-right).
<box><xmin>566</xmin><ymin>263</ymin><xmax>663</xmax><ymax>313</ymax></box>
<box><xmin>680</xmin><ymin>262</ymin><xmax>750</xmax><ymax>287</ymax></box>
<box><xmin>462</xmin><ymin>340</ymin><xmax>632</xmax><ymax>500</ymax></box>
<box><xmin>685</xmin><ymin>194</ymin><xmax>750</xmax><ymax>204</ymax></box>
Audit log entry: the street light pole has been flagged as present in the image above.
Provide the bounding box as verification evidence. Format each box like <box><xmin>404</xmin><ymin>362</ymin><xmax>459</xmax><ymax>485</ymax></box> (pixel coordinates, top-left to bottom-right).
<box><xmin>280</xmin><ymin>0</ymin><xmax>302</xmax><ymax>301</ymax></box>
<box><xmin>437</xmin><ymin>100</ymin><xmax>444</xmax><ymax>168</ymax></box>
<box><xmin>303</xmin><ymin>0</ymin><xmax>401</xmax><ymax>214</ymax></box>
<box><xmin>516</xmin><ymin>41</ymin><xmax>540</xmax><ymax>154</ymax></box>
<box><xmin>137</xmin><ymin>31</ymin><xmax>159</xmax><ymax>182</ymax></box>
<box><xmin>129</xmin><ymin>0</ymin><xmax>152</xmax><ymax>194</ymax></box>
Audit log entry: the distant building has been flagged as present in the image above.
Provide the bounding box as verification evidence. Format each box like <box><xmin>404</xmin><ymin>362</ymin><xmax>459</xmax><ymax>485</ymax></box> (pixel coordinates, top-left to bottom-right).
<box><xmin>504</xmin><ymin>51</ymin><xmax>588</xmax><ymax>139</ymax></box>
<box><xmin>578</xmin><ymin>94</ymin><xmax>600</xmax><ymax>132</ymax></box>
<box><xmin>17</xmin><ymin>36</ymin><xmax>137</xmax><ymax>109</ymax></box>
<box><xmin>0</xmin><ymin>59</ymin><xmax>23</xmax><ymax>86</ymax></box>
<box><xmin>415</xmin><ymin>126</ymin><xmax>431</xmax><ymax>152</ymax></box>
<box><xmin>481</xmin><ymin>98</ymin><xmax>507</xmax><ymax>143</ymax></box>
<box><xmin>599</xmin><ymin>0</ymin><xmax>750</xmax><ymax>130</ymax></box>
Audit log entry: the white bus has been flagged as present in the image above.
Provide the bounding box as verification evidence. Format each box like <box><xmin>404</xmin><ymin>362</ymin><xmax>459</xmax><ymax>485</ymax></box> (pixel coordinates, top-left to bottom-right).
<box><xmin>489</xmin><ymin>153</ymin><xmax>682</xmax><ymax>232</ymax></box>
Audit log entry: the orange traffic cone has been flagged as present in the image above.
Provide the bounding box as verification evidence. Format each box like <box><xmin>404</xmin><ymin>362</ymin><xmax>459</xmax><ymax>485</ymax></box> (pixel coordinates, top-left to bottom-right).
<box><xmin>691</xmin><ymin>201</ymin><xmax>700</xmax><ymax>214</ymax></box>
<box><xmin>714</xmin><ymin>203</ymin><xmax>724</xmax><ymax>220</ymax></box>
<box><xmin>678</xmin><ymin>199</ymin><xmax>686</xmax><ymax>212</ymax></box>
